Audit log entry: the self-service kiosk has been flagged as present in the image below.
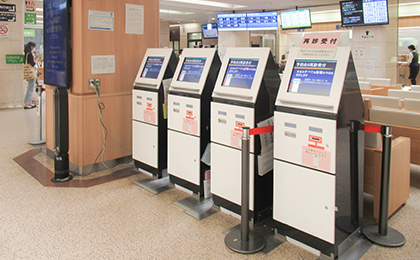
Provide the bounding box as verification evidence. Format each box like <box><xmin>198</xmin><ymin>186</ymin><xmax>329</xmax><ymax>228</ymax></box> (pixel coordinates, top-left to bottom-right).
<box><xmin>273</xmin><ymin>46</ymin><xmax>365</xmax><ymax>258</ymax></box>
<box><xmin>210</xmin><ymin>48</ymin><xmax>280</xmax><ymax>223</ymax></box>
<box><xmin>167</xmin><ymin>48</ymin><xmax>221</xmax><ymax>196</ymax></box>
<box><xmin>132</xmin><ymin>48</ymin><xmax>177</xmax><ymax>185</ymax></box>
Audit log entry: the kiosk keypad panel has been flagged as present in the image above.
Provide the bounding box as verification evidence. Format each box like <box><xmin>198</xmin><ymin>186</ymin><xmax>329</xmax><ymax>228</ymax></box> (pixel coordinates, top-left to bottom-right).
<box><xmin>132</xmin><ymin>90</ymin><xmax>158</xmax><ymax>125</ymax></box>
<box><xmin>168</xmin><ymin>95</ymin><xmax>201</xmax><ymax>136</ymax></box>
<box><xmin>211</xmin><ymin>102</ymin><xmax>255</xmax><ymax>152</ymax></box>
<box><xmin>274</xmin><ymin>112</ymin><xmax>336</xmax><ymax>174</ymax></box>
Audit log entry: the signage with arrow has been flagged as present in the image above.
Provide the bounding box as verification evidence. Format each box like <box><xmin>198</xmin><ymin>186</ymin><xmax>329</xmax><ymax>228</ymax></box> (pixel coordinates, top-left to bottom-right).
<box><xmin>0</xmin><ymin>13</ymin><xmax>16</xmax><ymax>22</ymax></box>
<box><xmin>0</xmin><ymin>4</ymin><xmax>16</xmax><ymax>13</ymax></box>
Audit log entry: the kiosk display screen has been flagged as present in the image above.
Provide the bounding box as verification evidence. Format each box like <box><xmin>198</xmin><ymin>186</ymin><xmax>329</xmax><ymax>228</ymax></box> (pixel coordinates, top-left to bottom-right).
<box><xmin>287</xmin><ymin>60</ymin><xmax>337</xmax><ymax>97</ymax></box>
<box><xmin>141</xmin><ymin>56</ymin><xmax>165</xmax><ymax>79</ymax></box>
<box><xmin>177</xmin><ymin>57</ymin><xmax>207</xmax><ymax>83</ymax></box>
<box><xmin>222</xmin><ymin>58</ymin><xmax>259</xmax><ymax>89</ymax></box>
<box><xmin>340</xmin><ymin>0</ymin><xmax>389</xmax><ymax>26</ymax></box>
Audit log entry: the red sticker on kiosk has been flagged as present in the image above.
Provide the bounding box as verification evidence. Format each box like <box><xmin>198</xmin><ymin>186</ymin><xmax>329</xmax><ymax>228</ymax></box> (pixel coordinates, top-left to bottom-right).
<box><xmin>186</xmin><ymin>110</ymin><xmax>194</xmax><ymax>119</ymax></box>
<box><xmin>302</xmin><ymin>146</ymin><xmax>331</xmax><ymax>172</ymax></box>
<box><xmin>183</xmin><ymin>118</ymin><xmax>198</xmax><ymax>135</ymax></box>
<box><xmin>146</xmin><ymin>102</ymin><xmax>153</xmax><ymax>111</ymax></box>
<box><xmin>234</xmin><ymin>121</ymin><xmax>245</xmax><ymax>131</ymax></box>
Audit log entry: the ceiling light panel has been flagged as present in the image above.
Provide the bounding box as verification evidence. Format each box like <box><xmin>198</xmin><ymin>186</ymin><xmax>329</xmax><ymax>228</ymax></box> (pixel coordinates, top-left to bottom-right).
<box><xmin>164</xmin><ymin>0</ymin><xmax>246</xmax><ymax>9</ymax></box>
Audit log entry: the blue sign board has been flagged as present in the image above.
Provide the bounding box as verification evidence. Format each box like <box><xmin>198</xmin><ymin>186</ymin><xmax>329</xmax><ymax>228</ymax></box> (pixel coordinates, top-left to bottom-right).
<box><xmin>44</xmin><ymin>0</ymin><xmax>70</xmax><ymax>88</ymax></box>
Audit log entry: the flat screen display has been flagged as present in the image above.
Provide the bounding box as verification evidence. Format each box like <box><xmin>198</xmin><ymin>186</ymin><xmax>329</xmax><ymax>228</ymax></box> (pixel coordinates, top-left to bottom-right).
<box><xmin>201</xmin><ymin>24</ymin><xmax>218</xmax><ymax>39</ymax></box>
<box><xmin>44</xmin><ymin>0</ymin><xmax>71</xmax><ymax>88</ymax></box>
<box><xmin>217</xmin><ymin>13</ymin><xmax>247</xmax><ymax>31</ymax></box>
<box><xmin>340</xmin><ymin>0</ymin><xmax>389</xmax><ymax>27</ymax></box>
<box><xmin>287</xmin><ymin>60</ymin><xmax>337</xmax><ymax>97</ymax></box>
<box><xmin>177</xmin><ymin>57</ymin><xmax>207</xmax><ymax>83</ymax></box>
<box><xmin>280</xmin><ymin>9</ymin><xmax>312</xmax><ymax>30</ymax></box>
<box><xmin>222</xmin><ymin>58</ymin><xmax>259</xmax><ymax>89</ymax></box>
<box><xmin>141</xmin><ymin>56</ymin><xmax>165</xmax><ymax>79</ymax></box>
<box><xmin>247</xmin><ymin>12</ymin><xmax>278</xmax><ymax>31</ymax></box>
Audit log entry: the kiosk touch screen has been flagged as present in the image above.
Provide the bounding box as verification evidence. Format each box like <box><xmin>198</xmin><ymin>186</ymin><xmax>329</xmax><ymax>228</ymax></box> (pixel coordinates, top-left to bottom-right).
<box><xmin>287</xmin><ymin>60</ymin><xmax>337</xmax><ymax>97</ymax></box>
<box><xmin>222</xmin><ymin>58</ymin><xmax>259</xmax><ymax>89</ymax></box>
<box><xmin>141</xmin><ymin>56</ymin><xmax>165</xmax><ymax>79</ymax></box>
<box><xmin>177</xmin><ymin>57</ymin><xmax>207</xmax><ymax>83</ymax></box>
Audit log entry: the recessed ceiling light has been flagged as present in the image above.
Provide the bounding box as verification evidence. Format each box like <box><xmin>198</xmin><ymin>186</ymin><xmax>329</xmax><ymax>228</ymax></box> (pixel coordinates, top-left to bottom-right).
<box><xmin>165</xmin><ymin>0</ymin><xmax>246</xmax><ymax>9</ymax></box>
<box><xmin>160</xmin><ymin>9</ymin><xmax>194</xmax><ymax>15</ymax></box>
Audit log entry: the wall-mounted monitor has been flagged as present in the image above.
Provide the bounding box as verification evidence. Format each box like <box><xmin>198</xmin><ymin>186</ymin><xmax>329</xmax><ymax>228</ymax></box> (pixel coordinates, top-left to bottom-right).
<box><xmin>44</xmin><ymin>0</ymin><xmax>72</xmax><ymax>88</ymax></box>
<box><xmin>201</xmin><ymin>24</ymin><xmax>218</xmax><ymax>39</ymax></box>
<box><xmin>177</xmin><ymin>57</ymin><xmax>207</xmax><ymax>83</ymax></box>
<box><xmin>340</xmin><ymin>0</ymin><xmax>389</xmax><ymax>27</ymax></box>
<box><xmin>280</xmin><ymin>9</ymin><xmax>312</xmax><ymax>30</ymax></box>
<box><xmin>140</xmin><ymin>56</ymin><xmax>165</xmax><ymax>79</ymax></box>
<box><xmin>247</xmin><ymin>11</ymin><xmax>278</xmax><ymax>31</ymax></box>
<box><xmin>222</xmin><ymin>58</ymin><xmax>259</xmax><ymax>89</ymax></box>
<box><xmin>287</xmin><ymin>60</ymin><xmax>337</xmax><ymax>97</ymax></box>
<box><xmin>217</xmin><ymin>13</ymin><xmax>247</xmax><ymax>31</ymax></box>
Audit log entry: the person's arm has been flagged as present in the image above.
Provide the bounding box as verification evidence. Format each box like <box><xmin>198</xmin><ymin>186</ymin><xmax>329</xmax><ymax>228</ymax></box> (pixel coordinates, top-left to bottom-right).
<box><xmin>27</xmin><ymin>52</ymin><xmax>36</xmax><ymax>67</ymax></box>
<box><xmin>407</xmin><ymin>52</ymin><xmax>413</xmax><ymax>65</ymax></box>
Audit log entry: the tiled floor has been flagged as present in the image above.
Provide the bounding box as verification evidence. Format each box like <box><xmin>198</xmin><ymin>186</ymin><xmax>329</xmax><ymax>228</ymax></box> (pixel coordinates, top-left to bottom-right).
<box><xmin>1</xmin><ymin>106</ymin><xmax>420</xmax><ymax>259</ymax></box>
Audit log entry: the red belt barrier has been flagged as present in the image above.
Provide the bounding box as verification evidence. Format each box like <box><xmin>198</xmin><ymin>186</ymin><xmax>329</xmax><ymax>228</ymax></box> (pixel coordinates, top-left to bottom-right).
<box><xmin>360</xmin><ymin>124</ymin><xmax>381</xmax><ymax>133</ymax></box>
<box><xmin>249</xmin><ymin>125</ymin><xmax>274</xmax><ymax>136</ymax></box>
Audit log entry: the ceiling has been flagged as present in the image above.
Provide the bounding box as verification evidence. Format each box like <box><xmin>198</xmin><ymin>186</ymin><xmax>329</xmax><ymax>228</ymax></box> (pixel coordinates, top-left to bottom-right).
<box><xmin>160</xmin><ymin>0</ymin><xmax>417</xmax><ymax>24</ymax></box>
<box><xmin>30</xmin><ymin>0</ymin><xmax>418</xmax><ymax>26</ymax></box>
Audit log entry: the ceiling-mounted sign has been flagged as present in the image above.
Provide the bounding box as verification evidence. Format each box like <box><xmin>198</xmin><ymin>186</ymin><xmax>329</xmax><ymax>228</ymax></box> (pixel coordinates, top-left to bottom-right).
<box><xmin>0</xmin><ymin>13</ymin><xmax>16</xmax><ymax>22</ymax></box>
<box><xmin>0</xmin><ymin>3</ymin><xmax>16</xmax><ymax>12</ymax></box>
<box><xmin>25</xmin><ymin>1</ymin><xmax>36</xmax><ymax>12</ymax></box>
<box><xmin>24</xmin><ymin>12</ymin><xmax>36</xmax><ymax>24</ymax></box>
<box><xmin>0</xmin><ymin>23</ymin><xmax>9</xmax><ymax>39</ymax></box>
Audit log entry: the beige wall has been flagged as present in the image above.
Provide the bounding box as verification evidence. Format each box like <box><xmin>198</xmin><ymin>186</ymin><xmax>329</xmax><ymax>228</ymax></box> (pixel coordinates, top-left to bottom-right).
<box><xmin>0</xmin><ymin>0</ymin><xmax>24</xmax><ymax>108</ymax></box>
<box><xmin>352</xmin><ymin>0</ymin><xmax>399</xmax><ymax>84</ymax></box>
<box><xmin>160</xmin><ymin>21</ymin><xmax>170</xmax><ymax>48</ymax></box>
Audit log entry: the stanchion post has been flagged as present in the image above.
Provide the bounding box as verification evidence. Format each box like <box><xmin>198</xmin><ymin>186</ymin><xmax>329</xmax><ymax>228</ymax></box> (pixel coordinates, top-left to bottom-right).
<box><xmin>225</xmin><ymin>126</ymin><xmax>265</xmax><ymax>254</ymax></box>
<box><xmin>363</xmin><ymin>125</ymin><xmax>405</xmax><ymax>247</ymax></box>
<box><xmin>241</xmin><ymin>127</ymin><xmax>250</xmax><ymax>242</ymax></box>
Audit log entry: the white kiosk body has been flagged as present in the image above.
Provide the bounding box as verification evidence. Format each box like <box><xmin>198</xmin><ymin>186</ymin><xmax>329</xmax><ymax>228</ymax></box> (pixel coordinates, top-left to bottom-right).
<box><xmin>133</xmin><ymin>48</ymin><xmax>177</xmax><ymax>178</ymax></box>
<box><xmin>211</xmin><ymin>48</ymin><xmax>280</xmax><ymax>223</ymax></box>
<box><xmin>167</xmin><ymin>48</ymin><xmax>221</xmax><ymax>195</ymax></box>
<box><xmin>273</xmin><ymin>46</ymin><xmax>364</xmax><ymax>257</ymax></box>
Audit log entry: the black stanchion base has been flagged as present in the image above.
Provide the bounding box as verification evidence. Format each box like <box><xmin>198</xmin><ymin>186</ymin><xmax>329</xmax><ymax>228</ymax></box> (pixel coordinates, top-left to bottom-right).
<box><xmin>363</xmin><ymin>225</ymin><xmax>405</xmax><ymax>247</ymax></box>
<box><xmin>51</xmin><ymin>175</ymin><xmax>73</xmax><ymax>183</ymax></box>
<box><xmin>225</xmin><ymin>229</ymin><xmax>265</xmax><ymax>254</ymax></box>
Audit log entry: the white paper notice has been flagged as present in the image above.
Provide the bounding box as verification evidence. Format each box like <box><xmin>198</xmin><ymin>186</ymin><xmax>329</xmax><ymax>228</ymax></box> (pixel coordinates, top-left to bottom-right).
<box><xmin>91</xmin><ymin>55</ymin><xmax>116</xmax><ymax>74</ymax></box>
<box><xmin>371</xmin><ymin>46</ymin><xmax>380</xmax><ymax>59</ymax></box>
<box><xmin>89</xmin><ymin>10</ymin><xmax>114</xmax><ymax>31</ymax></box>
<box><xmin>365</xmin><ymin>60</ymin><xmax>376</xmax><ymax>75</ymax></box>
<box><xmin>126</xmin><ymin>4</ymin><xmax>144</xmax><ymax>35</ymax></box>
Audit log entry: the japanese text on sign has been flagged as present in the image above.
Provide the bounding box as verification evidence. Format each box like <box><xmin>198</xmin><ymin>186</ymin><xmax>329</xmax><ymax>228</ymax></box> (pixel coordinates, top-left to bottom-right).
<box><xmin>300</xmin><ymin>33</ymin><xmax>341</xmax><ymax>49</ymax></box>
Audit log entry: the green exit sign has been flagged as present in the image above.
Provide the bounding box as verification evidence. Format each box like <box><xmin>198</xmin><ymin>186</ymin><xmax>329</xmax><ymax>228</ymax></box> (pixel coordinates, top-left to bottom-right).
<box><xmin>24</xmin><ymin>13</ymin><xmax>36</xmax><ymax>24</ymax></box>
<box><xmin>24</xmin><ymin>29</ymin><xmax>35</xmax><ymax>37</ymax></box>
<box><xmin>6</xmin><ymin>54</ymin><xmax>24</xmax><ymax>64</ymax></box>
